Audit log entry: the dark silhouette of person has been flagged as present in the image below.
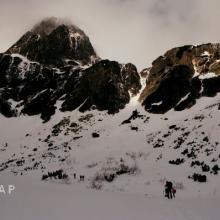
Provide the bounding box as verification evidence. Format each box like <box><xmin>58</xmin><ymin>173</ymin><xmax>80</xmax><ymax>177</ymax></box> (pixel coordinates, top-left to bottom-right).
<box><xmin>165</xmin><ymin>181</ymin><xmax>173</xmax><ymax>199</ymax></box>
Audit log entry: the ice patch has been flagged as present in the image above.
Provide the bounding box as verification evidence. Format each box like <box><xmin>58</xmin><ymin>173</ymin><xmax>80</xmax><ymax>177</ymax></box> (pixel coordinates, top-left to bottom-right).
<box><xmin>176</xmin><ymin>93</ymin><xmax>190</xmax><ymax>106</ymax></box>
<box><xmin>11</xmin><ymin>54</ymin><xmax>39</xmax><ymax>79</ymax></box>
<box><xmin>199</xmin><ymin>72</ymin><xmax>217</xmax><ymax>79</ymax></box>
<box><xmin>151</xmin><ymin>101</ymin><xmax>163</xmax><ymax>106</ymax></box>
<box><xmin>201</xmin><ymin>51</ymin><xmax>210</xmax><ymax>57</ymax></box>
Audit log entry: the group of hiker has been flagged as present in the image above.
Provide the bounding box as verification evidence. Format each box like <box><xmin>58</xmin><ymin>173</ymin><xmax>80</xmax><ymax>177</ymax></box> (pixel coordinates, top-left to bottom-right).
<box><xmin>164</xmin><ymin>181</ymin><xmax>176</xmax><ymax>199</ymax></box>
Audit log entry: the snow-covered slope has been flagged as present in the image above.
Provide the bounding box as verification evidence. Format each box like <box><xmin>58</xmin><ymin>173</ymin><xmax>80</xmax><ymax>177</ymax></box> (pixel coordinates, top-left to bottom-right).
<box><xmin>1</xmin><ymin>88</ymin><xmax>220</xmax><ymax>197</ymax></box>
<box><xmin>1</xmin><ymin>174</ymin><xmax>220</xmax><ymax>220</ymax></box>
<box><xmin>1</xmin><ymin>90</ymin><xmax>220</xmax><ymax>219</ymax></box>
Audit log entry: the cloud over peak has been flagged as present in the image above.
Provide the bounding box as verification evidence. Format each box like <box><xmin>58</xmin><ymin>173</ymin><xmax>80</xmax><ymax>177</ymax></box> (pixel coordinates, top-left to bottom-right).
<box><xmin>0</xmin><ymin>0</ymin><xmax>219</xmax><ymax>70</ymax></box>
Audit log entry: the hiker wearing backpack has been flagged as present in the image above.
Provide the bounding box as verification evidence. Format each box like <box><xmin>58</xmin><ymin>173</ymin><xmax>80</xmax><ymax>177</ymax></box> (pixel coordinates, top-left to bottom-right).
<box><xmin>164</xmin><ymin>181</ymin><xmax>173</xmax><ymax>199</ymax></box>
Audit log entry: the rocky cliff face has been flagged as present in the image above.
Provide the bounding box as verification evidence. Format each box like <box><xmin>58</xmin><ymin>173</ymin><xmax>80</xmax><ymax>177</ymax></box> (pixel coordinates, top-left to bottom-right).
<box><xmin>61</xmin><ymin>61</ymin><xmax>141</xmax><ymax>114</ymax></box>
<box><xmin>7</xmin><ymin>18</ymin><xmax>98</xmax><ymax>66</ymax></box>
<box><xmin>0</xmin><ymin>18</ymin><xmax>141</xmax><ymax>121</ymax></box>
<box><xmin>140</xmin><ymin>43</ymin><xmax>220</xmax><ymax>113</ymax></box>
<box><xmin>1</xmin><ymin>18</ymin><xmax>220</xmax><ymax>120</ymax></box>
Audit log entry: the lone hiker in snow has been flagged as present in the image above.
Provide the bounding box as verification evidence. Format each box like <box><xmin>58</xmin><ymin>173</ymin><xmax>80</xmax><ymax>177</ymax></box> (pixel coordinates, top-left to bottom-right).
<box><xmin>165</xmin><ymin>181</ymin><xmax>174</xmax><ymax>199</ymax></box>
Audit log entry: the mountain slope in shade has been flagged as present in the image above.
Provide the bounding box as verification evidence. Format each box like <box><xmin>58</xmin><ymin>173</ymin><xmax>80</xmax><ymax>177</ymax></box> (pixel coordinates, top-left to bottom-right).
<box><xmin>140</xmin><ymin>43</ymin><xmax>220</xmax><ymax>113</ymax></box>
<box><xmin>0</xmin><ymin>18</ymin><xmax>141</xmax><ymax>121</ymax></box>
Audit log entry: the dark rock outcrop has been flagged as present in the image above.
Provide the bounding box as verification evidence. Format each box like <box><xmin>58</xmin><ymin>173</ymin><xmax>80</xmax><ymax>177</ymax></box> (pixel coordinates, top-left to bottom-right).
<box><xmin>61</xmin><ymin>60</ymin><xmax>141</xmax><ymax>114</ymax></box>
<box><xmin>0</xmin><ymin>99</ymin><xmax>16</xmax><ymax>117</ymax></box>
<box><xmin>140</xmin><ymin>43</ymin><xmax>220</xmax><ymax>113</ymax></box>
<box><xmin>7</xmin><ymin>17</ymin><xmax>98</xmax><ymax>66</ymax></box>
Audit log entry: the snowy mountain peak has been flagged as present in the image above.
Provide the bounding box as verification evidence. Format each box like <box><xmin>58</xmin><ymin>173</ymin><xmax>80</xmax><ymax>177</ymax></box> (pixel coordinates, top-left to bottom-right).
<box><xmin>31</xmin><ymin>17</ymin><xmax>80</xmax><ymax>36</ymax></box>
<box><xmin>6</xmin><ymin>17</ymin><xmax>98</xmax><ymax>66</ymax></box>
<box><xmin>0</xmin><ymin>18</ymin><xmax>141</xmax><ymax>121</ymax></box>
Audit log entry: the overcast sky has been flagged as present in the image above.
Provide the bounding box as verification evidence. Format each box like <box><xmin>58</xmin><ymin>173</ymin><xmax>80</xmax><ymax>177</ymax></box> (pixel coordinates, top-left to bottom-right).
<box><xmin>0</xmin><ymin>0</ymin><xmax>219</xmax><ymax>70</ymax></box>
